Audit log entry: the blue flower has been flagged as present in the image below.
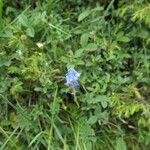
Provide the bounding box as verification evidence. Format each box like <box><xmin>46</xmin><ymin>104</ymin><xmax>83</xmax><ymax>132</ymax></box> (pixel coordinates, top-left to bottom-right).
<box><xmin>66</xmin><ymin>68</ymin><xmax>80</xmax><ymax>87</ymax></box>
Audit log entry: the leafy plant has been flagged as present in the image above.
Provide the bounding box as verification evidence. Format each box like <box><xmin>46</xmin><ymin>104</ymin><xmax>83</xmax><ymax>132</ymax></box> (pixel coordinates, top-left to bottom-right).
<box><xmin>0</xmin><ymin>0</ymin><xmax>150</xmax><ymax>149</ymax></box>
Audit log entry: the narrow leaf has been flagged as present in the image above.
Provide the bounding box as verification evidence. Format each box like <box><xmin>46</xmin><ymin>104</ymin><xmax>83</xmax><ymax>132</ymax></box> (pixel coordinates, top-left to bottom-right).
<box><xmin>28</xmin><ymin>132</ymin><xmax>44</xmax><ymax>147</ymax></box>
<box><xmin>78</xmin><ymin>9</ymin><xmax>91</xmax><ymax>22</ymax></box>
<box><xmin>80</xmin><ymin>33</ymin><xmax>89</xmax><ymax>47</ymax></box>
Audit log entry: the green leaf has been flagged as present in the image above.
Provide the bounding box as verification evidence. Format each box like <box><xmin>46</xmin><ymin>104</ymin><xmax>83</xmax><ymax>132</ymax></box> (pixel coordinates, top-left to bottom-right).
<box><xmin>87</xmin><ymin>95</ymin><xmax>109</xmax><ymax>106</ymax></box>
<box><xmin>76</xmin><ymin>60</ymin><xmax>85</xmax><ymax>65</ymax></box>
<box><xmin>115</xmin><ymin>138</ymin><xmax>127</xmax><ymax>150</ymax></box>
<box><xmin>85</xmin><ymin>43</ymin><xmax>98</xmax><ymax>51</ymax></box>
<box><xmin>4</xmin><ymin>60</ymin><xmax>11</xmax><ymax>66</ymax></box>
<box><xmin>0</xmin><ymin>59</ymin><xmax>11</xmax><ymax>67</ymax></box>
<box><xmin>101</xmin><ymin>100</ymin><xmax>107</xmax><ymax>108</ymax></box>
<box><xmin>118</xmin><ymin>36</ymin><xmax>130</xmax><ymax>43</ymax></box>
<box><xmin>78</xmin><ymin>9</ymin><xmax>91</xmax><ymax>22</ymax></box>
<box><xmin>92</xmin><ymin>6</ymin><xmax>103</xmax><ymax>12</ymax></box>
<box><xmin>8</xmin><ymin>66</ymin><xmax>19</xmax><ymax>74</ymax></box>
<box><xmin>75</xmin><ymin>48</ymin><xmax>84</xmax><ymax>58</ymax></box>
<box><xmin>80</xmin><ymin>33</ymin><xmax>89</xmax><ymax>47</ymax></box>
<box><xmin>138</xmin><ymin>28</ymin><xmax>149</xmax><ymax>39</ymax></box>
<box><xmin>94</xmin><ymin>106</ymin><xmax>102</xmax><ymax>118</ymax></box>
<box><xmin>18</xmin><ymin>14</ymin><xmax>28</xmax><ymax>27</ymax></box>
<box><xmin>34</xmin><ymin>87</ymin><xmax>42</xmax><ymax>92</ymax></box>
<box><xmin>79</xmin><ymin>118</ymin><xmax>96</xmax><ymax>142</ymax></box>
<box><xmin>88</xmin><ymin>116</ymin><xmax>97</xmax><ymax>125</ymax></box>
<box><xmin>26</xmin><ymin>27</ymin><xmax>35</xmax><ymax>37</ymax></box>
<box><xmin>117</xmin><ymin>32</ymin><xmax>130</xmax><ymax>43</ymax></box>
<box><xmin>94</xmin><ymin>95</ymin><xmax>109</xmax><ymax>108</ymax></box>
<box><xmin>61</xmin><ymin>56</ymin><xmax>70</xmax><ymax>63</ymax></box>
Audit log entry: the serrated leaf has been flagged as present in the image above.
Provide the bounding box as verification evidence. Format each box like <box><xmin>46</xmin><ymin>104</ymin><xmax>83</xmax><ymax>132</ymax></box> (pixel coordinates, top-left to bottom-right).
<box><xmin>78</xmin><ymin>9</ymin><xmax>91</xmax><ymax>22</ymax></box>
<box><xmin>85</xmin><ymin>43</ymin><xmax>98</xmax><ymax>51</ymax></box>
<box><xmin>80</xmin><ymin>33</ymin><xmax>89</xmax><ymax>47</ymax></box>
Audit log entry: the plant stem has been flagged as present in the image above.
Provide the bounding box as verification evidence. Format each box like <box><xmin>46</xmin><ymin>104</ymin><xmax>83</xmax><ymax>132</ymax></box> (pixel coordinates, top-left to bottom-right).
<box><xmin>72</xmin><ymin>87</ymin><xmax>80</xmax><ymax>108</ymax></box>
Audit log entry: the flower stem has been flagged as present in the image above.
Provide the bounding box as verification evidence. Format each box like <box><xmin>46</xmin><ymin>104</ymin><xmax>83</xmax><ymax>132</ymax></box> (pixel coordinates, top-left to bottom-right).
<box><xmin>72</xmin><ymin>87</ymin><xmax>79</xmax><ymax>108</ymax></box>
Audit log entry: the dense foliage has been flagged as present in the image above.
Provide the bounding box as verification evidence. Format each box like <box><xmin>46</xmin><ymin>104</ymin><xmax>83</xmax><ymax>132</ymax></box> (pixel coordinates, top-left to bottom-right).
<box><xmin>0</xmin><ymin>0</ymin><xmax>150</xmax><ymax>149</ymax></box>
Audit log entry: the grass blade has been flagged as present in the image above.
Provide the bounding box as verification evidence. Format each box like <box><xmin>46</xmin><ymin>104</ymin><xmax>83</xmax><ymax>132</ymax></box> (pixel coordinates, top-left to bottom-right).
<box><xmin>0</xmin><ymin>126</ymin><xmax>19</xmax><ymax>150</ymax></box>
<box><xmin>28</xmin><ymin>131</ymin><xmax>45</xmax><ymax>147</ymax></box>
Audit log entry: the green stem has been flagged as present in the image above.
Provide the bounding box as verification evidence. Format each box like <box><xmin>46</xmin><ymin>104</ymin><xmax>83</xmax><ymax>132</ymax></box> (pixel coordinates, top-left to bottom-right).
<box><xmin>72</xmin><ymin>87</ymin><xmax>80</xmax><ymax>108</ymax></box>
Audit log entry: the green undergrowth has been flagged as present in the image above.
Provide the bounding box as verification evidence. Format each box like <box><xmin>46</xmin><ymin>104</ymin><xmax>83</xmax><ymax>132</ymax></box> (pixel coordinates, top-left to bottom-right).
<box><xmin>0</xmin><ymin>0</ymin><xmax>150</xmax><ymax>149</ymax></box>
